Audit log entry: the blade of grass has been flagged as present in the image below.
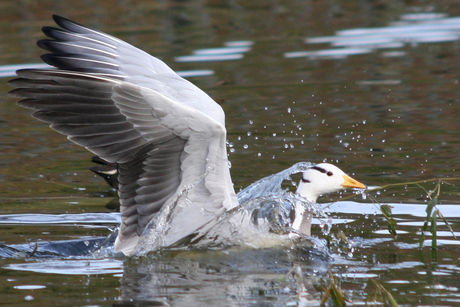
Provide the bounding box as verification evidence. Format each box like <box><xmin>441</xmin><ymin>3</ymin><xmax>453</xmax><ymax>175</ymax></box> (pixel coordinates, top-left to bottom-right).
<box><xmin>371</xmin><ymin>279</ymin><xmax>398</xmax><ymax>307</ymax></box>
<box><xmin>320</xmin><ymin>273</ymin><xmax>347</xmax><ymax>307</ymax></box>
<box><xmin>437</xmin><ymin>208</ymin><xmax>457</xmax><ymax>239</ymax></box>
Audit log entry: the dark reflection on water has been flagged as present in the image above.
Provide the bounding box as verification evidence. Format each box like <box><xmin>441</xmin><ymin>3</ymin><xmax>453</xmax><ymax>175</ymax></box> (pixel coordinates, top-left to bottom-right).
<box><xmin>1</xmin><ymin>0</ymin><xmax>460</xmax><ymax>306</ymax></box>
<box><xmin>141</xmin><ymin>250</ymin><xmax>333</xmax><ymax>306</ymax></box>
<box><xmin>0</xmin><ymin>236</ymin><xmax>113</xmax><ymax>258</ymax></box>
<box><xmin>118</xmin><ymin>247</ymin><xmax>330</xmax><ymax>306</ymax></box>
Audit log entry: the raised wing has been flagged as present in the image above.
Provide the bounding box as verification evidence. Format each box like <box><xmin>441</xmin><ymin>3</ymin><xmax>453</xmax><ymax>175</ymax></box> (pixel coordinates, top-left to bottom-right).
<box><xmin>38</xmin><ymin>15</ymin><xmax>225</xmax><ymax>124</ymax></box>
<box><xmin>9</xmin><ymin>16</ymin><xmax>238</xmax><ymax>255</ymax></box>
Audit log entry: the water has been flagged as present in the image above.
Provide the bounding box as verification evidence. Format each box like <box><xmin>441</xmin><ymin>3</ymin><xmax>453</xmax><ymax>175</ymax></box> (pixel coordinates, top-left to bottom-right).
<box><xmin>1</xmin><ymin>1</ymin><xmax>460</xmax><ymax>306</ymax></box>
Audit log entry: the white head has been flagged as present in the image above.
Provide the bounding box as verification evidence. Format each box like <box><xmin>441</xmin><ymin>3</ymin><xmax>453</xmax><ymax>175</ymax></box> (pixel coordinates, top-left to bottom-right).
<box><xmin>296</xmin><ymin>163</ymin><xmax>366</xmax><ymax>202</ymax></box>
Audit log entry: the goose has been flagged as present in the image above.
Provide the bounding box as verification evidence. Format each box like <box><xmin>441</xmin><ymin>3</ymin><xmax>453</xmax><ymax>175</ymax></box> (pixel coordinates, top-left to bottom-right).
<box><xmin>8</xmin><ymin>16</ymin><xmax>366</xmax><ymax>256</ymax></box>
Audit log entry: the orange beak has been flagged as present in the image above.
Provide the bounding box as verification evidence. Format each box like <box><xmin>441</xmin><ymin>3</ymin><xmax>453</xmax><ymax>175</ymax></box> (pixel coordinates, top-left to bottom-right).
<box><xmin>341</xmin><ymin>175</ymin><xmax>367</xmax><ymax>189</ymax></box>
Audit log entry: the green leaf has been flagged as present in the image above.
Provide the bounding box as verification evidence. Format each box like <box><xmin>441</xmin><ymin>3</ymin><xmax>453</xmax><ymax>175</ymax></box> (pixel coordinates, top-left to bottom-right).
<box><xmin>387</xmin><ymin>218</ymin><xmax>397</xmax><ymax>237</ymax></box>
<box><xmin>431</xmin><ymin>210</ymin><xmax>437</xmax><ymax>250</ymax></box>
<box><xmin>420</xmin><ymin>196</ymin><xmax>438</xmax><ymax>249</ymax></box>
<box><xmin>381</xmin><ymin>204</ymin><xmax>392</xmax><ymax>217</ymax></box>
<box><xmin>380</xmin><ymin>205</ymin><xmax>397</xmax><ymax>236</ymax></box>
<box><xmin>425</xmin><ymin>196</ymin><xmax>437</xmax><ymax>215</ymax></box>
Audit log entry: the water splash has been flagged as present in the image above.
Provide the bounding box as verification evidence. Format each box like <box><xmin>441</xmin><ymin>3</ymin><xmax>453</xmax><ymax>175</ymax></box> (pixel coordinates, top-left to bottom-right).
<box><xmin>237</xmin><ymin>162</ymin><xmax>313</xmax><ymax>204</ymax></box>
<box><xmin>150</xmin><ymin>162</ymin><xmax>334</xmax><ymax>251</ymax></box>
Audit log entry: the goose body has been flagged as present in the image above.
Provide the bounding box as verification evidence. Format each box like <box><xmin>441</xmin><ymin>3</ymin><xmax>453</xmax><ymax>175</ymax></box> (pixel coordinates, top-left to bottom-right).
<box><xmin>9</xmin><ymin>16</ymin><xmax>365</xmax><ymax>256</ymax></box>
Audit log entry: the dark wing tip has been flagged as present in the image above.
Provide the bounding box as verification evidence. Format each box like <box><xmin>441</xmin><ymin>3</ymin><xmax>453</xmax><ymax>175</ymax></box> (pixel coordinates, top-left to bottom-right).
<box><xmin>6</xmin><ymin>88</ymin><xmax>25</xmax><ymax>98</ymax></box>
<box><xmin>52</xmin><ymin>14</ymin><xmax>67</xmax><ymax>24</ymax></box>
<box><xmin>89</xmin><ymin>159</ymin><xmax>119</xmax><ymax>190</ymax></box>
<box><xmin>52</xmin><ymin>15</ymin><xmax>78</xmax><ymax>30</ymax></box>
<box><xmin>37</xmin><ymin>39</ymin><xmax>54</xmax><ymax>52</ymax></box>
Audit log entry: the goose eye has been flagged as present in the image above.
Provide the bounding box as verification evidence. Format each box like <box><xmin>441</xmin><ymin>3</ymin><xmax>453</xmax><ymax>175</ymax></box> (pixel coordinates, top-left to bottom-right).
<box><xmin>327</xmin><ymin>171</ymin><xmax>333</xmax><ymax>176</ymax></box>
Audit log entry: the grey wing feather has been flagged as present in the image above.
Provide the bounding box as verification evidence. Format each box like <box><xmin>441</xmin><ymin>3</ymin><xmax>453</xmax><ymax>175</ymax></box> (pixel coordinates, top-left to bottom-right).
<box><xmin>37</xmin><ymin>15</ymin><xmax>225</xmax><ymax>125</ymax></box>
<box><xmin>40</xmin><ymin>15</ymin><xmax>174</xmax><ymax>78</ymax></box>
<box><xmin>8</xmin><ymin>15</ymin><xmax>237</xmax><ymax>255</ymax></box>
<box><xmin>8</xmin><ymin>69</ymin><xmax>183</xmax><ymax>253</ymax></box>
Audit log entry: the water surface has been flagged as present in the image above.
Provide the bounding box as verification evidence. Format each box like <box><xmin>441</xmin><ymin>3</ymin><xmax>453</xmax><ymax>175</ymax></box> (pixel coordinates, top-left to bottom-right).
<box><xmin>1</xmin><ymin>1</ymin><xmax>460</xmax><ymax>306</ymax></box>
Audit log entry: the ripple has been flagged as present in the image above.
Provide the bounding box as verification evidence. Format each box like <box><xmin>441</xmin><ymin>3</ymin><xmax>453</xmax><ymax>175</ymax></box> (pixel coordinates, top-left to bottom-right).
<box><xmin>13</xmin><ymin>285</ymin><xmax>46</xmax><ymax>290</ymax></box>
<box><xmin>6</xmin><ymin>259</ymin><xmax>123</xmax><ymax>275</ymax></box>
<box><xmin>0</xmin><ymin>213</ymin><xmax>121</xmax><ymax>225</ymax></box>
<box><xmin>287</xmin><ymin>14</ymin><xmax>460</xmax><ymax>60</ymax></box>
<box><xmin>341</xmin><ymin>272</ymin><xmax>379</xmax><ymax>279</ymax></box>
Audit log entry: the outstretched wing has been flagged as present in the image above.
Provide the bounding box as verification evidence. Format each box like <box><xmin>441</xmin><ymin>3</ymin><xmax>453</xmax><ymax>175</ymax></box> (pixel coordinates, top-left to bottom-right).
<box><xmin>9</xmin><ymin>16</ymin><xmax>238</xmax><ymax>255</ymax></box>
<box><xmin>37</xmin><ymin>15</ymin><xmax>226</xmax><ymax>125</ymax></box>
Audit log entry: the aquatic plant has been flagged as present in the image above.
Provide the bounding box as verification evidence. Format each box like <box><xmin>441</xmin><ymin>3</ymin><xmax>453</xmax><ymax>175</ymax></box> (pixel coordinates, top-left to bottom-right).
<box><xmin>362</xmin><ymin>178</ymin><xmax>457</xmax><ymax>253</ymax></box>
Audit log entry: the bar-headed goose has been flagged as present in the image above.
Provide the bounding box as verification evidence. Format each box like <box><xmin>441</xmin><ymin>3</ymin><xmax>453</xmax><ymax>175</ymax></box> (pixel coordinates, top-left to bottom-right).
<box><xmin>8</xmin><ymin>16</ymin><xmax>365</xmax><ymax>256</ymax></box>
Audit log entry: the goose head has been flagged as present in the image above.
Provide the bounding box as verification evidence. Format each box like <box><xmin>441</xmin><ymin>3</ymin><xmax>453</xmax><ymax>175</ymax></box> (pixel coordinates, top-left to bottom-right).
<box><xmin>290</xmin><ymin>163</ymin><xmax>366</xmax><ymax>237</ymax></box>
<box><xmin>296</xmin><ymin>163</ymin><xmax>366</xmax><ymax>202</ymax></box>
